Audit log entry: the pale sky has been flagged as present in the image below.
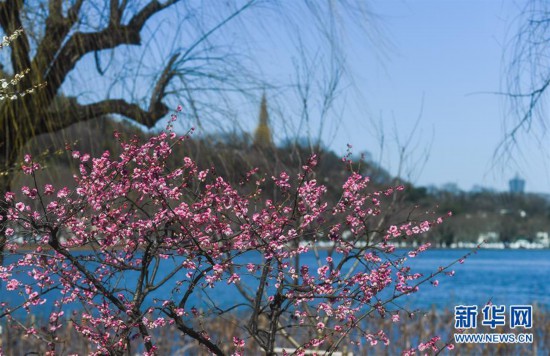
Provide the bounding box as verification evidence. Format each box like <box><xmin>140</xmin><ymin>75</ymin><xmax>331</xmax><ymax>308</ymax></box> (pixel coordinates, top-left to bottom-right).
<box><xmin>345</xmin><ymin>0</ymin><xmax>539</xmax><ymax>193</ymax></box>
<box><xmin>330</xmin><ymin>0</ymin><xmax>548</xmax><ymax>193</ymax></box>
<box><xmin>243</xmin><ymin>0</ymin><xmax>546</xmax><ymax>193</ymax></box>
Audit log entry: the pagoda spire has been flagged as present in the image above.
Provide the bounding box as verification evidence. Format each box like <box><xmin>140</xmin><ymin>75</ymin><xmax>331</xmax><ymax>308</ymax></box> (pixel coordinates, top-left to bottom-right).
<box><xmin>253</xmin><ymin>93</ymin><xmax>273</xmax><ymax>148</ymax></box>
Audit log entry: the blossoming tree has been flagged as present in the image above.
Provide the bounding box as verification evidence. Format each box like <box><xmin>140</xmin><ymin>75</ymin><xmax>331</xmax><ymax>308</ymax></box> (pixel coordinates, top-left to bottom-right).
<box><xmin>0</xmin><ymin>113</ymin><xmax>458</xmax><ymax>355</ymax></box>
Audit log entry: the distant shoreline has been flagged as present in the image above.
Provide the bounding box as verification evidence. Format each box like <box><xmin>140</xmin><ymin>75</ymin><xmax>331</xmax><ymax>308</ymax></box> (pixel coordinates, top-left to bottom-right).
<box><xmin>7</xmin><ymin>240</ymin><xmax>549</xmax><ymax>253</ymax></box>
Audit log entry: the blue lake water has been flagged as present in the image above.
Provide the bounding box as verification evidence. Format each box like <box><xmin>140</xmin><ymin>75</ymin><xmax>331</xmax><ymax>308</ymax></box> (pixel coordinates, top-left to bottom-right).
<box><xmin>399</xmin><ymin>249</ymin><xmax>550</xmax><ymax>310</ymax></box>
<box><xmin>2</xmin><ymin>249</ymin><xmax>549</xmax><ymax>317</ymax></box>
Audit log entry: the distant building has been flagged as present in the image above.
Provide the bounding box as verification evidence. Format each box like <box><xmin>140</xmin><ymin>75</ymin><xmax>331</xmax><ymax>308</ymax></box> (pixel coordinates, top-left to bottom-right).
<box><xmin>509</xmin><ymin>174</ymin><xmax>525</xmax><ymax>194</ymax></box>
<box><xmin>253</xmin><ymin>93</ymin><xmax>273</xmax><ymax>149</ymax></box>
<box><xmin>535</xmin><ymin>232</ymin><xmax>550</xmax><ymax>248</ymax></box>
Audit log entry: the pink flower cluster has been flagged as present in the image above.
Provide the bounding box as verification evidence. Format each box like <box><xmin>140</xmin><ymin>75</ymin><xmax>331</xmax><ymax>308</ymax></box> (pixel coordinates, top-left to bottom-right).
<box><xmin>0</xmin><ymin>121</ymin><xmax>455</xmax><ymax>355</ymax></box>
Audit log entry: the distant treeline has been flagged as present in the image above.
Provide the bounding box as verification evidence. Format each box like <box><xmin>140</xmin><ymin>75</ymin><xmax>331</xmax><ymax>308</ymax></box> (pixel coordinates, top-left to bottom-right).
<box><xmin>13</xmin><ymin>117</ymin><xmax>548</xmax><ymax>245</ymax></box>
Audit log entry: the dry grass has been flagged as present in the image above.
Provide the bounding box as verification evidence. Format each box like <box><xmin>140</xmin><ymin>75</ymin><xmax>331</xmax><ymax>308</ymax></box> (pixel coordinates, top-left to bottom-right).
<box><xmin>1</xmin><ymin>307</ymin><xmax>547</xmax><ymax>355</ymax></box>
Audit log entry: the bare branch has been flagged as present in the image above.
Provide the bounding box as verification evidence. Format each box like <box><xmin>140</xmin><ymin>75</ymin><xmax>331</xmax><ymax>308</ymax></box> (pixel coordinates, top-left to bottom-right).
<box><xmin>42</xmin><ymin>50</ymin><xmax>181</xmax><ymax>131</ymax></box>
<box><xmin>503</xmin><ymin>0</ymin><xmax>550</xmax><ymax>151</ymax></box>
<box><xmin>45</xmin><ymin>0</ymin><xmax>179</xmax><ymax>98</ymax></box>
<box><xmin>46</xmin><ymin>98</ymin><xmax>168</xmax><ymax>130</ymax></box>
<box><xmin>33</xmin><ymin>0</ymin><xmax>84</xmax><ymax>79</ymax></box>
<box><xmin>149</xmin><ymin>52</ymin><xmax>180</xmax><ymax>114</ymax></box>
<box><xmin>109</xmin><ymin>0</ymin><xmax>122</xmax><ymax>26</ymax></box>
